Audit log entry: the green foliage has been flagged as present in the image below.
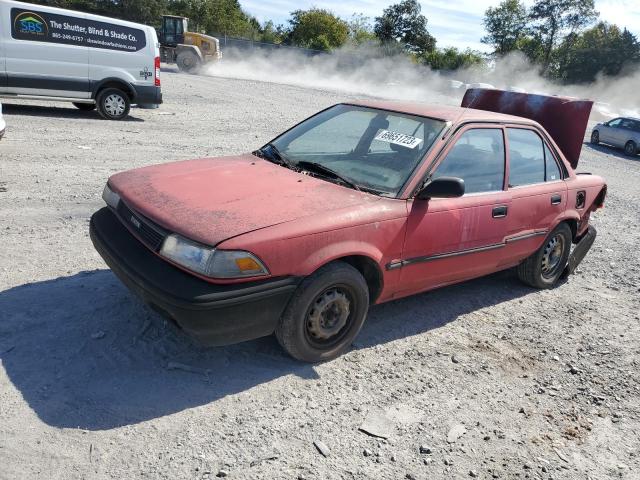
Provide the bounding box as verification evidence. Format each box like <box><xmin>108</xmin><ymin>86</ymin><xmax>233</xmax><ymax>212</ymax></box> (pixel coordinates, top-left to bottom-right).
<box><xmin>259</xmin><ymin>20</ymin><xmax>286</xmax><ymax>44</ymax></box>
<box><xmin>482</xmin><ymin>0</ymin><xmax>529</xmax><ymax>56</ymax></box>
<box><xmin>347</xmin><ymin>14</ymin><xmax>377</xmax><ymax>46</ymax></box>
<box><xmin>167</xmin><ymin>0</ymin><xmax>259</xmax><ymax>37</ymax></box>
<box><xmin>286</xmin><ymin>8</ymin><xmax>349</xmax><ymax>51</ymax></box>
<box><xmin>374</xmin><ymin>0</ymin><xmax>436</xmax><ymax>55</ymax></box>
<box><xmin>32</xmin><ymin>0</ymin><xmax>168</xmax><ymax>24</ymax></box>
<box><xmin>553</xmin><ymin>22</ymin><xmax>640</xmax><ymax>83</ymax></box>
<box><xmin>422</xmin><ymin>47</ymin><xmax>485</xmax><ymax>71</ymax></box>
<box><xmin>529</xmin><ymin>0</ymin><xmax>598</xmax><ymax>72</ymax></box>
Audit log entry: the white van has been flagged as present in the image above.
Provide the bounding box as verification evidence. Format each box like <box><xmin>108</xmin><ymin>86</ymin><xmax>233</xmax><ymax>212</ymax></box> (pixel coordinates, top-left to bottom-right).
<box><xmin>0</xmin><ymin>0</ymin><xmax>162</xmax><ymax>120</ymax></box>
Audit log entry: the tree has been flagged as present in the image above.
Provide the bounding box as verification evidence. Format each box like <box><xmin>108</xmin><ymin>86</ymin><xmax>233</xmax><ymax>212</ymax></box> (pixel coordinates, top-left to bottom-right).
<box><xmin>259</xmin><ymin>20</ymin><xmax>286</xmax><ymax>44</ymax></box>
<box><xmin>554</xmin><ymin>22</ymin><xmax>640</xmax><ymax>83</ymax></box>
<box><xmin>422</xmin><ymin>47</ymin><xmax>484</xmax><ymax>70</ymax></box>
<box><xmin>287</xmin><ymin>8</ymin><xmax>349</xmax><ymax>51</ymax></box>
<box><xmin>482</xmin><ymin>0</ymin><xmax>528</xmax><ymax>56</ymax></box>
<box><xmin>347</xmin><ymin>14</ymin><xmax>377</xmax><ymax>46</ymax></box>
<box><xmin>529</xmin><ymin>0</ymin><xmax>598</xmax><ymax>73</ymax></box>
<box><xmin>374</xmin><ymin>0</ymin><xmax>435</xmax><ymax>55</ymax></box>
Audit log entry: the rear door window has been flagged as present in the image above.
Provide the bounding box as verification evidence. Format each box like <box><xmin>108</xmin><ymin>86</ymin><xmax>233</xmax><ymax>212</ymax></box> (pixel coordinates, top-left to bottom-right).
<box><xmin>507</xmin><ymin>128</ymin><xmax>545</xmax><ymax>187</ymax></box>
<box><xmin>432</xmin><ymin>128</ymin><xmax>505</xmax><ymax>194</ymax></box>
<box><xmin>544</xmin><ymin>144</ymin><xmax>562</xmax><ymax>181</ymax></box>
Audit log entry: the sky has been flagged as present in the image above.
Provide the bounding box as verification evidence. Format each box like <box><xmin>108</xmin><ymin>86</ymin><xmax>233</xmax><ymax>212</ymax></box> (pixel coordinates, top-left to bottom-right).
<box><xmin>240</xmin><ymin>0</ymin><xmax>640</xmax><ymax>52</ymax></box>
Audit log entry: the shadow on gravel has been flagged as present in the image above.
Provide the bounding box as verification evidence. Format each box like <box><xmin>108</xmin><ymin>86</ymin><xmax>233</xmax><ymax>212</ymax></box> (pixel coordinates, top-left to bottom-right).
<box><xmin>1</xmin><ymin>103</ymin><xmax>144</xmax><ymax>122</ymax></box>
<box><xmin>0</xmin><ymin>268</ymin><xmax>535</xmax><ymax>431</ymax></box>
<box><xmin>583</xmin><ymin>142</ymin><xmax>639</xmax><ymax>161</ymax></box>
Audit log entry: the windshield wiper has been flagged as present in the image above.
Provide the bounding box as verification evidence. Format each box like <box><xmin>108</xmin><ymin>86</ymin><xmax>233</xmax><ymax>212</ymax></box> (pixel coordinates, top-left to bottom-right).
<box><xmin>296</xmin><ymin>160</ymin><xmax>361</xmax><ymax>191</ymax></box>
<box><xmin>254</xmin><ymin>143</ymin><xmax>293</xmax><ymax>168</ymax></box>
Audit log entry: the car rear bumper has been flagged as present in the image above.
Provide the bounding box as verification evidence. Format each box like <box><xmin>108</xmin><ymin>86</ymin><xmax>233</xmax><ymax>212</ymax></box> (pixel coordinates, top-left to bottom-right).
<box><xmin>133</xmin><ymin>85</ymin><xmax>163</xmax><ymax>105</ymax></box>
<box><xmin>90</xmin><ymin>207</ymin><xmax>300</xmax><ymax>346</ymax></box>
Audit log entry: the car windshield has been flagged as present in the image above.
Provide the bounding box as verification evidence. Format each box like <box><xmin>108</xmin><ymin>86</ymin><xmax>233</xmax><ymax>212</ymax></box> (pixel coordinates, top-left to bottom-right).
<box><xmin>265</xmin><ymin>104</ymin><xmax>446</xmax><ymax>196</ymax></box>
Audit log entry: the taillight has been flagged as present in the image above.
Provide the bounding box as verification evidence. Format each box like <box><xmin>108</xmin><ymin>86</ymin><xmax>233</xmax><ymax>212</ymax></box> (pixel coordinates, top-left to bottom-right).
<box><xmin>155</xmin><ymin>56</ymin><xmax>161</xmax><ymax>87</ymax></box>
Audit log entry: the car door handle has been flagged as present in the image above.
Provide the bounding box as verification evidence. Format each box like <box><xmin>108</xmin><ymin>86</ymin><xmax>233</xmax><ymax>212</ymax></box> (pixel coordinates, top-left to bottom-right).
<box><xmin>492</xmin><ymin>205</ymin><xmax>508</xmax><ymax>218</ymax></box>
<box><xmin>551</xmin><ymin>194</ymin><xmax>562</xmax><ymax>205</ymax></box>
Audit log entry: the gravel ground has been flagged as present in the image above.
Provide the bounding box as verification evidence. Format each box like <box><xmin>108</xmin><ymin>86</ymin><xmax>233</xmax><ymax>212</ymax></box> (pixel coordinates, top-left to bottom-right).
<box><xmin>0</xmin><ymin>70</ymin><xmax>639</xmax><ymax>480</ymax></box>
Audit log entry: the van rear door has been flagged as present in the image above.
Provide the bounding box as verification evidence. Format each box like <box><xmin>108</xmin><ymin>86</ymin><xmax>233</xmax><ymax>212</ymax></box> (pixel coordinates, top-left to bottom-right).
<box><xmin>4</xmin><ymin>4</ymin><xmax>89</xmax><ymax>99</ymax></box>
<box><xmin>0</xmin><ymin>4</ymin><xmax>8</xmax><ymax>89</ymax></box>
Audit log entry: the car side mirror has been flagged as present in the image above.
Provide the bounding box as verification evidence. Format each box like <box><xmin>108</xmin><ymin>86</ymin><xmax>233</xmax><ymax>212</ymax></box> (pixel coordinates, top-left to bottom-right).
<box><xmin>416</xmin><ymin>177</ymin><xmax>465</xmax><ymax>200</ymax></box>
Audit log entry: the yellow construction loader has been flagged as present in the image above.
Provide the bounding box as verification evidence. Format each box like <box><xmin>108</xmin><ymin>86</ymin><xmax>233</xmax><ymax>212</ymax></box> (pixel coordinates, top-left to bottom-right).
<box><xmin>158</xmin><ymin>15</ymin><xmax>222</xmax><ymax>73</ymax></box>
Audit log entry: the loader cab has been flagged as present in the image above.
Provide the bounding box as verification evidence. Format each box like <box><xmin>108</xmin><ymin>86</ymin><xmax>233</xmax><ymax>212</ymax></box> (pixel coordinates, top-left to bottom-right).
<box><xmin>159</xmin><ymin>15</ymin><xmax>188</xmax><ymax>46</ymax></box>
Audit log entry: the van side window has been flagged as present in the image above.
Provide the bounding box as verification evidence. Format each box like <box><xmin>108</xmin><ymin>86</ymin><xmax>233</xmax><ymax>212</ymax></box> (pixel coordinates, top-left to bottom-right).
<box><xmin>507</xmin><ymin>128</ymin><xmax>545</xmax><ymax>187</ymax></box>
<box><xmin>544</xmin><ymin>144</ymin><xmax>562</xmax><ymax>181</ymax></box>
<box><xmin>433</xmin><ymin>128</ymin><xmax>505</xmax><ymax>194</ymax></box>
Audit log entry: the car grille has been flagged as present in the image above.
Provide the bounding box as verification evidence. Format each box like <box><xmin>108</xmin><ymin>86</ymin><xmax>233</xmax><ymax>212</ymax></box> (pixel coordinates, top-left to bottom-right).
<box><xmin>117</xmin><ymin>201</ymin><xmax>167</xmax><ymax>251</ymax></box>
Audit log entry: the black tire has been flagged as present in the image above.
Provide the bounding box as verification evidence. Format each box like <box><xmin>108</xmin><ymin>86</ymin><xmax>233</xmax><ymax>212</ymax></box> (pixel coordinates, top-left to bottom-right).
<box><xmin>624</xmin><ymin>141</ymin><xmax>637</xmax><ymax>156</ymax></box>
<box><xmin>96</xmin><ymin>88</ymin><xmax>130</xmax><ymax>120</ymax></box>
<box><xmin>72</xmin><ymin>102</ymin><xmax>96</xmax><ymax>111</ymax></box>
<box><xmin>590</xmin><ymin>130</ymin><xmax>599</xmax><ymax>145</ymax></box>
<box><xmin>517</xmin><ymin>223</ymin><xmax>572</xmax><ymax>289</ymax></box>
<box><xmin>276</xmin><ymin>262</ymin><xmax>369</xmax><ymax>362</ymax></box>
<box><xmin>176</xmin><ymin>50</ymin><xmax>202</xmax><ymax>74</ymax></box>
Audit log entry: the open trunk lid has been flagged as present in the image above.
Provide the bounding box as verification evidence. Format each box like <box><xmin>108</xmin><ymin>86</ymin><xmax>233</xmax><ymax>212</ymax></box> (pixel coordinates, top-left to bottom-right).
<box><xmin>461</xmin><ymin>88</ymin><xmax>593</xmax><ymax>169</ymax></box>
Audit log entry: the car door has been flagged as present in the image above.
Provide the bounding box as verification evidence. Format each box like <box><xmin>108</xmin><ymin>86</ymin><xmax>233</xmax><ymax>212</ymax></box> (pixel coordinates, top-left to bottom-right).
<box><xmin>500</xmin><ymin>127</ymin><xmax>567</xmax><ymax>266</ymax></box>
<box><xmin>599</xmin><ymin>118</ymin><xmax>622</xmax><ymax>146</ymax></box>
<box><xmin>5</xmin><ymin>6</ymin><xmax>90</xmax><ymax>99</ymax></box>
<box><xmin>396</xmin><ymin>126</ymin><xmax>510</xmax><ymax>296</ymax></box>
<box><xmin>618</xmin><ymin>119</ymin><xmax>637</xmax><ymax>147</ymax></box>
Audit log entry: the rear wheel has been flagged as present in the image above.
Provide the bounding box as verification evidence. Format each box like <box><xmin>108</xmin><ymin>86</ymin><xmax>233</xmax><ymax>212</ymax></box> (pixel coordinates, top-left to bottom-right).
<box><xmin>276</xmin><ymin>262</ymin><xmax>369</xmax><ymax>362</ymax></box>
<box><xmin>176</xmin><ymin>50</ymin><xmax>201</xmax><ymax>74</ymax></box>
<box><xmin>590</xmin><ymin>130</ymin><xmax>599</xmax><ymax>145</ymax></box>
<box><xmin>96</xmin><ymin>88</ymin><xmax>130</xmax><ymax>120</ymax></box>
<box><xmin>517</xmin><ymin>223</ymin><xmax>572</xmax><ymax>289</ymax></box>
<box><xmin>72</xmin><ymin>102</ymin><xmax>96</xmax><ymax>111</ymax></box>
<box><xmin>624</xmin><ymin>140</ymin><xmax>637</xmax><ymax>156</ymax></box>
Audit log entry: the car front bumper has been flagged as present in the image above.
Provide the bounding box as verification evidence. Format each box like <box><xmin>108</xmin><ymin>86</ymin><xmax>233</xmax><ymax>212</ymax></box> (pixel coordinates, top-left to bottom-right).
<box><xmin>90</xmin><ymin>207</ymin><xmax>300</xmax><ymax>346</ymax></box>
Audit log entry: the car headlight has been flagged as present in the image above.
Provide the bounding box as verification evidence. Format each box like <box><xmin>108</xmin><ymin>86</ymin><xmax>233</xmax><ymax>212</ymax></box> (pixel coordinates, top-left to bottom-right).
<box><xmin>160</xmin><ymin>234</ymin><xmax>269</xmax><ymax>278</ymax></box>
<box><xmin>102</xmin><ymin>183</ymin><xmax>120</xmax><ymax>209</ymax></box>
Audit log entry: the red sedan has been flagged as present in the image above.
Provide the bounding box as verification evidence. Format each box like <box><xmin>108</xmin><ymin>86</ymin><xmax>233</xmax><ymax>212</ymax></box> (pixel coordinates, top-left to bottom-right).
<box><xmin>90</xmin><ymin>90</ymin><xmax>607</xmax><ymax>362</ymax></box>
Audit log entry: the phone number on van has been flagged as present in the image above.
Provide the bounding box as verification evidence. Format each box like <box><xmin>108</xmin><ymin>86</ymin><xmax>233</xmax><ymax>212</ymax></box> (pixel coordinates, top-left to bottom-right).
<box><xmin>51</xmin><ymin>32</ymin><xmax>84</xmax><ymax>42</ymax></box>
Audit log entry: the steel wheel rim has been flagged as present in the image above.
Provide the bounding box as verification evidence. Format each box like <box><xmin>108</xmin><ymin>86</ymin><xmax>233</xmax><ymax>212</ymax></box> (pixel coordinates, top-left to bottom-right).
<box><xmin>541</xmin><ymin>234</ymin><xmax>565</xmax><ymax>279</ymax></box>
<box><xmin>104</xmin><ymin>94</ymin><xmax>126</xmax><ymax>116</ymax></box>
<box><xmin>305</xmin><ymin>286</ymin><xmax>354</xmax><ymax>348</ymax></box>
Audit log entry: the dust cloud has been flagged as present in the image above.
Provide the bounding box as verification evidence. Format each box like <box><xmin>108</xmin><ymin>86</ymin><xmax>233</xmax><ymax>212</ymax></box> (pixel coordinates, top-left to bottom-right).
<box><xmin>205</xmin><ymin>46</ymin><xmax>640</xmax><ymax>119</ymax></box>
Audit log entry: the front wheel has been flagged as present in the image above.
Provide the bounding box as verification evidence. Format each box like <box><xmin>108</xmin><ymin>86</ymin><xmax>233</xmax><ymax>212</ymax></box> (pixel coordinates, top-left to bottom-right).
<box><xmin>176</xmin><ymin>50</ymin><xmax>202</xmax><ymax>74</ymax></box>
<box><xmin>276</xmin><ymin>262</ymin><xmax>369</xmax><ymax>362</ymax></box>
<box><xmin>624</xmin><ymin>141</ymin><xmax>637</xmax><ymax>156</ymax></box>
<box><xmin>517</xmin><ymin>223</ymin><xmax>572</xmax><ymax>289</ymax></box>
<box><xmin>96</xmin><ymin>88</ymin><xmax>130</xmax><ymax>120</ymax></box>
<box><xmin>590</xmin><ymin>130</ymin><xmax>599</xmax><ymax>145</ymax></box>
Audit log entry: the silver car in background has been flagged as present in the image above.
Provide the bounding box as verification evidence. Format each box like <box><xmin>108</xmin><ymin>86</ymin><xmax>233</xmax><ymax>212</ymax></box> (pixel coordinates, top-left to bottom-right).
<box><xmin>591</xmin><ymin>117</ymin><xmax>640</xmax><ymax>156</ymax></box>
<box><xmin>0</xmin><ymin>101</ymin><xmax>5</xmax><ymax>140</ymax></box>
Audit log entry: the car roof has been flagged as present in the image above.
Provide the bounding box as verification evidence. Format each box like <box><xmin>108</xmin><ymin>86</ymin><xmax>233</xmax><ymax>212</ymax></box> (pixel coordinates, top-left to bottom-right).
<box><xmin>347</xmin><ymin>100</ymin><xmax>537</xmax><ymax>126</ymax></box>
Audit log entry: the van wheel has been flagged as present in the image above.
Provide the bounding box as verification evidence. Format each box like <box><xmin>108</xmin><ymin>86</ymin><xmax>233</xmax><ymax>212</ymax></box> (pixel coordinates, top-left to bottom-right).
<box><xmin>276</xmin><ymin>262</ymin><xmax>369</xmax><ymax>363</ymax></box>
<box><xmin>177</xmin><ymin>51</ymin><xmax>201</xmax><ymax>74</ymax></box>
<box><xmin>624</xmin><ymin>141</ymin><xmax>637</xmax><ymax>156</ymax></box>
<box><xmin>72</xmin><ymin>102</ymin><xmax>96</xmax><ymax>111</ymax></box>
<box><xmin>96</xmin><ymin>88</ymin><xmax>130</xmax><ymax>120</ymax></box>
<box><xmin>517</xmin><ymin>223</ymin><xmax>572</xmax><ymax>289</ymax></box>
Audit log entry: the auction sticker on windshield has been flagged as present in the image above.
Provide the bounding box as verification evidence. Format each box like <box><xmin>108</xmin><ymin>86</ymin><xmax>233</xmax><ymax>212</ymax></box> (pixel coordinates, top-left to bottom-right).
<box><xmin>374</xmin><ymin>130</ymin><xmax>422</xmax><ymax>149</ymax></box>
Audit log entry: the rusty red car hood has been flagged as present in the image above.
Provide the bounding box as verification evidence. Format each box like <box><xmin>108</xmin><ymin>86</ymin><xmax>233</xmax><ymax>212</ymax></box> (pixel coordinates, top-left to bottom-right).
<box><xmin>108</xmin><ymin>154</ymin><xmax>382</xmax><ymax>246</ymax></box>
